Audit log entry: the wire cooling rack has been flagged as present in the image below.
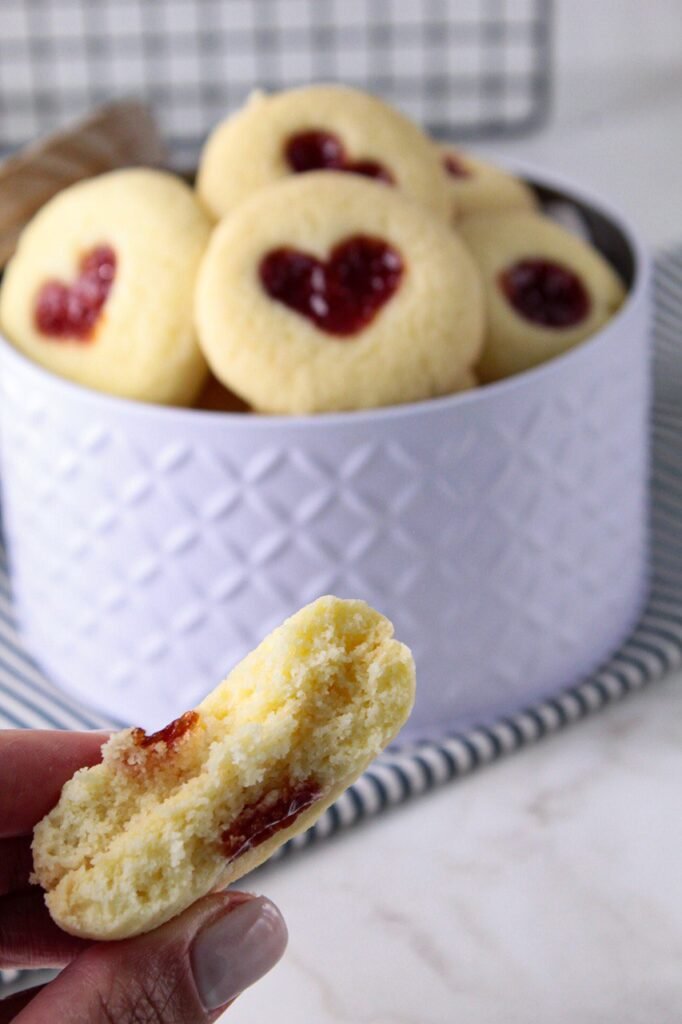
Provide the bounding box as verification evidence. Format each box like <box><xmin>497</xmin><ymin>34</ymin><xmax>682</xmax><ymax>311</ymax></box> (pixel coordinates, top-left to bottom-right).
<box><xmin>0</xmin><ymin>0</ymin><xmax>552</xmax><ymax>162</ymax></box>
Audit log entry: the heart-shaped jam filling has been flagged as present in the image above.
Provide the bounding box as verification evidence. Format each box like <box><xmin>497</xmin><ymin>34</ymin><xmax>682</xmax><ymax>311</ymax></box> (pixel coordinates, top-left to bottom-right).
<box><xmin>443</xmin><ymin>153</ymin><xmax>472</xmax><ymax>179</ymax></box>
<box><xmin>34</xmin><ymin>244</ymin><xmax>116</xmax><ymax>341</ymax></box>
<box><xmin>285</xmin><ymin>130</ymin><xmax>394</xmax><ymax>184</ymax></box>
<box><xmin>259</xmin><ymin>235</ymin><xmax>404</xmax><ymax>336</ymax></box>
<box><xmin>499</xmin><ymin>258</ymin><xmax>591</xmax><ymax>328</ymax></box>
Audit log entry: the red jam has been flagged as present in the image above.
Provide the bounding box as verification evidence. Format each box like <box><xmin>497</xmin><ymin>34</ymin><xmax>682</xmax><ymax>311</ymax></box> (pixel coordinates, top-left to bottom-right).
<box><xmin>259</xmin><ymin>235</ymin><xmax>403</xmax><ymax>336</ymax></box>
<box><xmin>284</xmin><ymin>130</ymin><xmax>394</xmax><ymax>184</ymax></box>
<box><xmin>499</xmin><ymin>258</ymin><xmax>591</xmax><ymax>328</ymax></box>
<box><xmin>131</xmin><ymin>711</ymin><xmax>199</xmax><ymax>750</ymax></box>
<box><xmin>221</xmin><ymin>781</ymin><xmax>322</xmax><ymax>862</ymax></box>
<box><xmin>34</xmin><ymin>244</ymin><xmax>116</xmax><ymax>341</ymax></box>
<box><xmin>349</xmin><ymin>159</ymin><xmax>394</xmax><ymax>184</ymax></box>
<box><xmin>285</xmin><ymin>130</ymin><xmax>345</xmax><ymax>173</ymax></box>
<box><xmin>443</xmin><ymin>153</ymin><xmax>472</xmax><ymax>179</ymax></box>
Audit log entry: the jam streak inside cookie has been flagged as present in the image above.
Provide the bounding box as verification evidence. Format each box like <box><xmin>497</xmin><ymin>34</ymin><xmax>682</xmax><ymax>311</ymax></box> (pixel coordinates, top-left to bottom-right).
<box><xmin>221</xmin><ymin>781</ymin><xmax>322</xmax><ymax>862</ymax></box>
<box><xmin>443</xmin><ymin>153</ymin><xmax>472</xmax><ymax>179</ymax></box>
<box><xmin>131</xmin><ymin>711</ymin><xmax>200</xmax><ymax>750</ymax></box>
<box><xmin>499</xmin><ymin>258</ymin><xmax>591</xmax><ymax>328</ymax></box>
<box><xmin>259</xmin><ymin>235</ymin><xmax>404</xmax><ymax>336</ymax></box>
<box><xmin>34</xmin><ymin>245</ymin><xmax>116</xmax><ymax>341</ymax></box>
<box><xmin>285</xmin><ymin>130</ymin><xmax>394</xmax><ymax>184</ymax></box>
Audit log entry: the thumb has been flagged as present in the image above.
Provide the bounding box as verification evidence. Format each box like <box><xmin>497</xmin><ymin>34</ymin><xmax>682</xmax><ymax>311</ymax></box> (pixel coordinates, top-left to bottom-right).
<box><xmin>14</xmin><ymin>891</ymin><xmax>287</xmax><ymax>1023</ymax></box>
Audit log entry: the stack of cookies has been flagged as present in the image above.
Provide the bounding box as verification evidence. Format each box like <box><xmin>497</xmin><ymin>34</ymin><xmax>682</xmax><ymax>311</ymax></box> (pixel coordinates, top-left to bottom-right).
<box><xmin>0</xmin><ymin>85</ymin><xmax>626</xmax><ymax>414</ymax></box>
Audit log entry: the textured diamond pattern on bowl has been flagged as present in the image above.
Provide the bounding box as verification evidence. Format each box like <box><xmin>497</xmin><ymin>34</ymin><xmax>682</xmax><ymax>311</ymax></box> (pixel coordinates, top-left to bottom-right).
<box><xmin>0</xmin><ymin>297</ymin><xmax>648</xmax><ymax>738</ymax></box>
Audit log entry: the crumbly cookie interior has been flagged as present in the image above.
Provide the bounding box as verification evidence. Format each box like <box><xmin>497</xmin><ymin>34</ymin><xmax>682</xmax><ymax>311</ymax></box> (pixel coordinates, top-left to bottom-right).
<box><xmin>32</xmin><ymin>596</ymin><xmax>415</xmax><ymax>939</ymax></box>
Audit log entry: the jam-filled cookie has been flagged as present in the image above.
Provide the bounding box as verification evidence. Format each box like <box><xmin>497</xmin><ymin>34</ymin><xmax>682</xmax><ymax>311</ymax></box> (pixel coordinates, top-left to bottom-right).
<box><xmin>195</xmin><ymin>173</ymin><xmax>484</xmax><ymax>414</ymax></box>
<box><xmin>459</xmin><ymin>210</ymin><xmax>626</xmax><ymax>382</ymax></box>
<box><xmin>197</xmin><ymin>84</ymin><xmax>451</xmax><ymax>221</ymax></box>
<box><xmin>32</xmin><ymin>596</ymin><xmax>415</xmax><ymax>940</ymax></box>
<box><xmin>441</xmin><ymin>146</ymin><xmax>538</xmax><ymax>222</ymax></box>
<box><xmin>0</xmin><ymin>169</ymin><xmax>211</xmax><ymax>405</ymax></box>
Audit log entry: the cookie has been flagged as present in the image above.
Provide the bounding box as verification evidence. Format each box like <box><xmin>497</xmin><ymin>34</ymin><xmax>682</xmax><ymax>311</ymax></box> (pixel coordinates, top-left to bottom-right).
<box><xmin>197</xmin><ymin>85</ymin><xmax>451</xmax><ymax>221</ymax></box>
<box><xmin>459</xmin><ymin>210</ymin><xmax>626</xmax><ymax>382</ymax></box>
<box><xmin>441</xmin><ymin>146</ymin><xmax>538</xmax><ymax>221</ymax></box>
<box><xmin>0</xmin><ymin>169</ymin><xmax>211</xmax><ymax>405</ymax></box>
<box><xmin>32</xmin><ymin>596</ymin><xmax>415</xmax><ymax>940</ymax></box>
<box><xmin>195</xmin><ymin>173</ymin><xmax>484</xmax><ymax>414</ymax></box>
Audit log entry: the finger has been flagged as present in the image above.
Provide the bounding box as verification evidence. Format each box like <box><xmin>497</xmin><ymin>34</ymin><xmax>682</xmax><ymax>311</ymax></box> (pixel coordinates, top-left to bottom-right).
<box><xmin>0</xmin><ymin>890</ymin><xmax>89</xmax><ymax>969</ymax></box>
<box><xmin>0</xmin><ymin>839</ymin><xmax>34</xmax><ymax>896</ymax></box>
<box><xmin>14</xmin><ymin>891</ymin><xmax>287</xmax><ymax>1024</ymax></box>
<box><xmin>0</xmin><ymin>731</ymin><xmax>109</xmax><ymax>837</ymax></box>
<box><xmin>0</xmin><ymin>986</ymin><xmax>47</xmax><ymax>1024</ymax></box>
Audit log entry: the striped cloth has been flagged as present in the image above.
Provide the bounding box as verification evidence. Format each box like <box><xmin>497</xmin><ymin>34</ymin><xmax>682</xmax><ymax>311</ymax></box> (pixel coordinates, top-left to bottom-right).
<box><xmin>1</xmin><ymin>247</ymin><xmax>681</xmax><ymax>859</ymax></box>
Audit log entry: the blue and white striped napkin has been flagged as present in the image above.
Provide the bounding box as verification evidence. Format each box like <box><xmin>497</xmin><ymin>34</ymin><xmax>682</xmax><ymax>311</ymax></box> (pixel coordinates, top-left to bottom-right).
<box><xmin>1</xmin><ymin>247</ymin><xmax>681</xmax><ymax>857</ymax></box>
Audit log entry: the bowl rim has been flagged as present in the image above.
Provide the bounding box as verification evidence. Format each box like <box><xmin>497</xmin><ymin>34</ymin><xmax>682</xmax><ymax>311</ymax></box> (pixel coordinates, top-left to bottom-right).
<box><xmin>0</xmin><ymin>161</ymin><xmax>652</xmax><ymax>431</ymax></box>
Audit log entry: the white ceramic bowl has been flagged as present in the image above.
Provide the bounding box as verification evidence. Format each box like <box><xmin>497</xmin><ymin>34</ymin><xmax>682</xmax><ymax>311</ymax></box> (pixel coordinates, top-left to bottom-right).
<box><xmin>0</xmin><ymin>166</ymin><xmax>651</xmax><ymax>739</ymax></box>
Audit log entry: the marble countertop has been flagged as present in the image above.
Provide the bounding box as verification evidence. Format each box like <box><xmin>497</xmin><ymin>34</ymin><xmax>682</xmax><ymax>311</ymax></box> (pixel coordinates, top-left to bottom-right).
<box><xmin>224</xmin><ymin>4</ymin><xmax>682</xmax><ymax>1022</ymax></box>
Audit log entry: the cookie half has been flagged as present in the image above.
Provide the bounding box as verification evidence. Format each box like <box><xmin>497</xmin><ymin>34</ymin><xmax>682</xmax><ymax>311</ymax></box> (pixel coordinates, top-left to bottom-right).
<box><xmin>197</xmin><ymin>84</ymin><xmax>451</xmax><ymax>221</ymax></box>
<box><xmin>459</xmin><ymin>209</ymin><xmax>626</xmax><ymax>382</ymax></box>
<box><xmin>32</xmin><ymin>596</ymin><xmax>415</xmax><ymax>940</ymax></box>
<box><xmin>0</xmin><ymin>169</ymin><xmax>211</xmax><ymax>405</ymax></box>
<box><xmin>195</xmin><ymin>173</ymin><xmax>484</xmax><ymax>413</ymax></box>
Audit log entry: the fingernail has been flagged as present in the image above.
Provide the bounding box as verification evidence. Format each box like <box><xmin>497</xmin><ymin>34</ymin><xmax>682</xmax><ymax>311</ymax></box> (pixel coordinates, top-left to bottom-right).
<box><xmin>191</xmin><ymin>896</ymin><xmax>288</xmax><ymax>1010</ymax></box>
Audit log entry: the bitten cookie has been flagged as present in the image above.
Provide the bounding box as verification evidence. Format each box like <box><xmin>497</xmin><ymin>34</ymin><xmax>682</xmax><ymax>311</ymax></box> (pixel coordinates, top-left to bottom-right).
<box><xmin>195</xmin><ymin>173</ymin><xmax>484</xmax><ymax>414</ymax></box>
<box><xmin>32</xmin><ymin>596</ymin><xmax>415</xmax><ymax>940</ymax></box>
<box><xmin>459</xmin><ymin>210</ymin><xmax>626</xmax><ymax>382</ymax></box>
<box><xmin>0</xmin><ymin>169</ymin><xmax>211</xmax><ymax>405</ymax></box>
<box><xmin>440</xmin><ymin>146</ymin><xmax>538</xmax><ymax>222</ymax></box>
<box><xmin>197</xmin><ymin>84</ymin><xmax>451</xmax><ymax>221</ymax></box>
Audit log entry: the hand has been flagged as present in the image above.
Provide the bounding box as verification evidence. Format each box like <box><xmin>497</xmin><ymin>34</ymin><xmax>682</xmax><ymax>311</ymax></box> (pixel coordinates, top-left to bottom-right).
<box><xmin>0</xmin><ymin>730</ymin><xmax>288</xmax><ymax>1022</ymax></box>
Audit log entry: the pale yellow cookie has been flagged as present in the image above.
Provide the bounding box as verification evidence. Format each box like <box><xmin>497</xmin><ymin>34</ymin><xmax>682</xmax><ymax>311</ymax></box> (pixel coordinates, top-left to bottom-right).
<box><xmin>459</xmin><ymin>210</ymin><xmax>626</xmax><ymax>382</ymax></box>
<box><xmin>440</xmin><ymin>146</ymin><xmax>538</xmax><ymax>222</ymax></box>
<box><xmin>195</xmin><ymin>173</ymin><xmax>484</xmax><ymax>414</ymax></box>
<box><xmin>197</xmin><ymin>84</ymin><xmax>451</xmax><ymax>221</ymax></box>
<box><xmin>32</xmin><ymin>596</ymin><xmax>415</xmax><ymax>940</ymax></box>
<box><xmin>0</xmin><ymin>169</ymin><xmax>211</xmax><ymax>405</ymax></box>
